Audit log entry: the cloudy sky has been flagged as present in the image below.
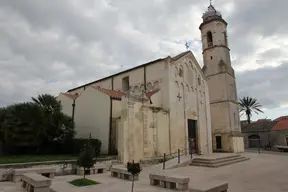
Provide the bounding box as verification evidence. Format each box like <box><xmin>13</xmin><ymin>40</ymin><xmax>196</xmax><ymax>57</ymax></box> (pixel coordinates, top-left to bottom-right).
<box><xmin>0</xmin><ymin>0</ymin><xmax>287</xmax><ymax>121</ymax></box>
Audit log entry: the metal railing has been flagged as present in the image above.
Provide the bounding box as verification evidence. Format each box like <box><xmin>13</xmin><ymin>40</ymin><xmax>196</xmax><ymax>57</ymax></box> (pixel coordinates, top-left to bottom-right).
<box><xmin>162</xmin><ymin>148</ymin><xmax>190</xmax><ymax>170</ymax></box>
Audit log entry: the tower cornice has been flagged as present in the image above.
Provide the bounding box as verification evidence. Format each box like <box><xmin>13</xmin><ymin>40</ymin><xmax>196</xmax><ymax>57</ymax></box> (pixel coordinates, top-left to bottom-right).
<box><xmin>202</xmin><ymin>44</ymin><xmax>230</xmax><ymax>54</ymax></box>
<box><xmin>199</xmin><ymin>17</ymin><xmax>227</xmax><ymax>30</ymax></box>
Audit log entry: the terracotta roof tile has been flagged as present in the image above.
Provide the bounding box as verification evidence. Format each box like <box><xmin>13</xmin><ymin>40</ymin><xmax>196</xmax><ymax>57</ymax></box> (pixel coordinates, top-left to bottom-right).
<box><xmin>274</xmin><ymin>116</ymin><xmax>288</xmax><ymax>121</ymax></box>
<box><xmin>146</xmin><ymin>89</ymin><xmax>160</xmax><ymax>98</ymax></box>
<box><xmin>92</xmin><ymin>86</ymin><xmax>126</xmax><ymax>99</ymax></box>
<box><xmin>63</xmin><ymin>93</ymin><xmax>79</xmax><ymax>100</ymax></box>
<box><xmin>271</xmin><ymin>119</ymin><xmax>288</xmax><ymax>131</ymax></box>
<box><xmin>92</xmin><ymin>86</ymin><xmax>160</xmax><ymax>100</ymax></box>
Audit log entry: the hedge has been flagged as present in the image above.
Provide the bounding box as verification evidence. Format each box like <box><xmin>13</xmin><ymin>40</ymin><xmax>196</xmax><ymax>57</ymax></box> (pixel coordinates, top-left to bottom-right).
<box><xmin>0</xmin><ymin>138</ymin><xmax>101</xmax><ymax>156</ymax></box>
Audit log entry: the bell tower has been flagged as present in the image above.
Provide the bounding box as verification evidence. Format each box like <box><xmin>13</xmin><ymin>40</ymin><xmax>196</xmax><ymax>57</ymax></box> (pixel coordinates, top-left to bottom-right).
<box><xmin>200</xmin><ymin>3</ymin><xmax>244</xmax><ymax>152</ymax></box>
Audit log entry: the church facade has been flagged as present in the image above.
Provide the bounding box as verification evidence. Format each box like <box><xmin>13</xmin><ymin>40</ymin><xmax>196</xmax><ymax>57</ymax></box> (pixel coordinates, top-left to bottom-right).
<box><xmin>57</xmin><ymin>4</ymin><xmax>244</xmax><ymax>163</ymax></box>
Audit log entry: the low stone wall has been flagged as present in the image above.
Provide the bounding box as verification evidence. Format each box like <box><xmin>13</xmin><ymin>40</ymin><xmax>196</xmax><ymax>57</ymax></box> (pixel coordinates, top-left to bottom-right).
<box><xmin>0</xmin><ymin>157</ymin><xmax>119</xmax><ymax>181</ymax></box>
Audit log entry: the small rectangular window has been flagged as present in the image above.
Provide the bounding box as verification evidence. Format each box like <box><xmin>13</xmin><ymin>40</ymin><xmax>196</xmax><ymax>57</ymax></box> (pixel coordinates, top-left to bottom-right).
<box><xmin>224</xmin><ymin>32</ymin><xmax>228</xmax><ymax>46</ymax></box>
<box><xmin>122</xmin><ymin>76</ymin><xmax>129</xmax><ymax>91</ymax></box>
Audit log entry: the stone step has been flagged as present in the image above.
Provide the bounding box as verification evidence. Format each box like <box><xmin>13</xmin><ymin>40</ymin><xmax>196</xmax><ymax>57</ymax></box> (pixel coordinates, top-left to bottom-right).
<box><xmin>192</xmin><ymin>154</ymin><xmax>241</xmax><ymax>162</ymax></box>
<box><xmin>190</xmin><ymin>156</ymin><xmax>249</xmax><ymax>168</ymax></box>
<box><xmin>191</xmin><ymin>154</ymin><xmax>243</xmax><ymax>164</ymax></box>
<box><xmin>210</xmin><ymin>157</ymin><xmax>250</xmax><ymax>168</ymax></box>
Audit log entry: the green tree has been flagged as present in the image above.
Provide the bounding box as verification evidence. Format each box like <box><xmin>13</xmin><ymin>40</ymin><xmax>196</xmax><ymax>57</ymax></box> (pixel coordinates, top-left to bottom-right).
<box><xmin>32</xmin><ymin>94</ymin><xmax>62</xmax><ymax>113</ymax></box>
<box><xmin>77</xmin><ymin>144</ymin><xmax>96</xmax><ymax>179</ymax></box>
<box><xmin>0</xmin><ymin>93</ymin><xmax>75</xmax><ymax>155</ymax></box>
<box><xmin>239</xmin><ymin>96</ymin><xmax>264</xmax><ymax>123</ymax></box>
<box><xmin>32</xmin><ymin>94</ymin><xmax>75</xmax><ymax>149</ymax></box>
<box><xmin>127</xmin><ymin>160</ymin><xmax>142</xmax><ymax>192</ymax></box>
<box><xmin>2</xmin><ymin>102</ymin><xmax>51</xmax><ymax>154</ymax></box>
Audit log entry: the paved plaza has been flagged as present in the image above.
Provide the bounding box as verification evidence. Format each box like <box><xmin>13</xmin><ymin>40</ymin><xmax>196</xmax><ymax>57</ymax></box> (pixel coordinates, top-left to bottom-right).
<box><xmin>1</xmin><ymin>152</ymin><xmax>287</xmax><ymax>192</ymax></box>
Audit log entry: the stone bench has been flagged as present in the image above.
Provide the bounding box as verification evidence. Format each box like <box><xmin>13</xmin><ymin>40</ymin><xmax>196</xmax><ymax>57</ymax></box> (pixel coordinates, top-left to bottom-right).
<box><xmin>110</xmin><ymin>167</ymin><xmax>139</xmax><ymax>181</ymax></box>
<box><xmin>12</xmin><ymin>167</ymin><xmax>56</xmax><ymax>183</ymax></box>
<box><xmin>77</xmin><ymin>164</ymin><xmax>107</xmax><ymax>176</ymax></box>
<box><xmin>189</xmin><ymin>181</ymin><xmax>228</xmax><ymax>192</ymax></box>
<box><xmin>149</xmin><ymin>173</ymin><xmax>189</xmax><ymax>191</ymax></box>
<box><xmin>21</xmin><ymin>173</ymin><xmax>51</xmax><ymax>192</ymax></box>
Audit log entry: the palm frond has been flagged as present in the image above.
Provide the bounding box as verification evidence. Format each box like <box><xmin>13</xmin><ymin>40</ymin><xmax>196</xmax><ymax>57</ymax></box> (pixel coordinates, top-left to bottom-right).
<box><xmin>238</xmin><ymin>96</ymin><xmax>264</xmax><ymax>123</ymax></box>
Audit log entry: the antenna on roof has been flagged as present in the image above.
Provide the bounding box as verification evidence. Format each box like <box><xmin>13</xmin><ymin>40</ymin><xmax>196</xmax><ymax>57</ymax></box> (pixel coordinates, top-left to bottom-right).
<box><xmin>210</xmin><ymin>0</ymin><xmax>212</xmax><ymax>5</ymax></box>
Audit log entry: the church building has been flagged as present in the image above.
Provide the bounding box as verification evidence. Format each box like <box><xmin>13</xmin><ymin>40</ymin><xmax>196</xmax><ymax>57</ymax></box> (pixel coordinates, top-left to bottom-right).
<box><xmin>57</xmin><ymin>4</ymin><xmax>244</xmax><ymax>163</ymax></box>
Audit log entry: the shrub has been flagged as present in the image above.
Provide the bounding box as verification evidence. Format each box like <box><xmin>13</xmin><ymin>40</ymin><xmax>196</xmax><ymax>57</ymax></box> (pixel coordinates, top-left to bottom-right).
<box><xmin>77</xmin><ymin>144</ymin><xmax>96</xmax><ymax>179</ymax></box>
<box><xmin>127</xmin><ymin>160</ymin><xmax>142</xmax><ymax>192</ymax></box>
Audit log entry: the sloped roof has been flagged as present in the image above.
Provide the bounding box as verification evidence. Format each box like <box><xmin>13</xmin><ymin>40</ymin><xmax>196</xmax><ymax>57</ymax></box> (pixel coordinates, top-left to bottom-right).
<box><xmin>62</xmin><ymin>93</ymin><xmax>79</xmax><ymax>100</ymax></box>
<box><xmin>274</xmin><ymin>116</ymin><xmax>288</xmax><ymax>121</ymax></box>
<box><xmin>271</xmin><ymin>120</ymin><xmax>288</xmax><ymax>131</ymax></box>
<box><xmin>92</xmin><ymin>86</ymin><xmax>125</xmax><ymax>99</ymax></box>
<box><xmin>67</xmin><ymin>51</ymin><xmax>196</xmax><ymax>92</ymax></box>
<box><xmin>172</xmin><ymin>51</ymin><xmax>190</xmax><ymax>60</ymax></box>
<box><xmin>92</xmin><ymin>86</ymin><xmax>159</xmax><ymax>100</ymax></box>
<box><xmin>241</xmin><ymin>120</ymin><xmax>277</xmax><ymax>133</ymax></box>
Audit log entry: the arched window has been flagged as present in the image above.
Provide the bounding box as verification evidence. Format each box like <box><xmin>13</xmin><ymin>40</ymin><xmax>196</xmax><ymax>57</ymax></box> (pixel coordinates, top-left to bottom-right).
<box><xmin>147</xmin><ymin>82</ymin><xmax>153</xmax><ymax>90</ymax></box>
<box><xmin>207</xmin><ymin>31</ymin><xmax>213</xmax><ymax>47</ymax></box>
<box><xmin>154</xmin><ymin>81</ymin><xmax>160</xmax><ymax>89</ymax></box>
<box><xmin>179</xmin><ymin>65</ymin><xmax>184</xmax><ymax>77</ymax></box>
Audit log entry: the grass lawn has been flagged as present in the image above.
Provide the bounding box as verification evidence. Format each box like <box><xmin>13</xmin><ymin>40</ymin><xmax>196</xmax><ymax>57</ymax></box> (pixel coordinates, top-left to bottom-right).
<box><xmin>69</xmin><ymin>178</ymin><xmax>99</xmax><ymax>187</ymax></box>
<box><xmin>0</xmin><ymin>155</ymin><xmax>78</xmax><ymax>164</ymax></box>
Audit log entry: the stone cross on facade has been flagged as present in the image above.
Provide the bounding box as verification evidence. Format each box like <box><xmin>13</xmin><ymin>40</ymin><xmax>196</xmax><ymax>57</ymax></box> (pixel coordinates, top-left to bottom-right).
<box><xmin>177</xmin><ymin>93</ymin><xmax>182</xmax><ymax>101</ymax></box>
<box><xmin>200</xmin><ymin>100</ymin><xmax>203</xmax><ymax>106</ymax></box>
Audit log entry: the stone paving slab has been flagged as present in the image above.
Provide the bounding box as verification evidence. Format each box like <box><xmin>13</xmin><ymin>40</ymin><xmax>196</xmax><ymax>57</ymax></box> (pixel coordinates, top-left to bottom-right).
<box><xmin>1</xmin><ymin>153</ymin><xmax>288</xmax><ymax>192</ymax></box>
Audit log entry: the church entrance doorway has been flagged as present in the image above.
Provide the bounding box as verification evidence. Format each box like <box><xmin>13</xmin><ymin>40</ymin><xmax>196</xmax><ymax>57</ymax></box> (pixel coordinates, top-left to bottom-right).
<box><xmin>216</xmin><ymin>136</ymin><xmax>222</xmax><ymax>150</ymax></box>
<box><xmin>187</xmin><ymin>119</ymin><xmax>198</xmax><ymax>154</ymax></box>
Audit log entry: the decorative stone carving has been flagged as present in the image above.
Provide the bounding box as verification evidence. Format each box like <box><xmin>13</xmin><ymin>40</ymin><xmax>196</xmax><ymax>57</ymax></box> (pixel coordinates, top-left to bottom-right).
<box><xmin>154</xmin><ymin>81</ymin><xmax>160</xmax><ymax>89</ymax></box>
<box><xmin>134</xmin><ymin>86</ymin><xmax>140</xmax><ymax>94</ymax></box>
<box><xmin>147</xmin><ymin>82</ymin><xmax>153</xmax><ymax>90</ymax></box>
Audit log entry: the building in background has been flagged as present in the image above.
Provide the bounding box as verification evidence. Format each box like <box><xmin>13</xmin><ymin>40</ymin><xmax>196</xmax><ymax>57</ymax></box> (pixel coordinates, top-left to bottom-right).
<box><xmin>241</xmin><ymin>116</ymin><xmax>288</xmax><ymax>149</ymax></box>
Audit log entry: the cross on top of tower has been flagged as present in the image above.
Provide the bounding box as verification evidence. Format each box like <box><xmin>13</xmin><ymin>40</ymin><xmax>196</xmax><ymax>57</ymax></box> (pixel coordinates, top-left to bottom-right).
<box><xmin>202</xmin><ymin>0</ymin><xmax>222</xmax><ymax>22</ymax></box>
<box><xmin>185</xmin><ymin>42</ymin><xmax>189</xmax><ymax>50</ymax></box>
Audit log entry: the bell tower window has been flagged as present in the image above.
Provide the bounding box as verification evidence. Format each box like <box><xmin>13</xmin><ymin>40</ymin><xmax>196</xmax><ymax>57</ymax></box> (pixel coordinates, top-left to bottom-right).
<box><xmin>207</xmin><ymin>31</ymin><xmax>213</xmax><ymax>47</ymax></box>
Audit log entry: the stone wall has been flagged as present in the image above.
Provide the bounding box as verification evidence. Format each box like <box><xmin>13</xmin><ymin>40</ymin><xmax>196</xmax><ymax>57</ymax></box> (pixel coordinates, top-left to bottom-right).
<box><xmin>168</xmin><ymin>53</ymin><xmax>212</xmax><ymax>155</ymax></box>
<box><xmin>243</xmin><ymin>130</ymin><xmax>288</xmax><ymax>148</ymax></box>
<box><xmin>56</xmin><ymin>93</ymin><xmax>74</xmax><ymax>118</ymax></box>
<box><xmin>118</xmin><ymin>95</ymin><xmax>170</xmax><ymax>163</ymax></box>
<box><xmin>74</xmin><ymin>86</ymin><xmax>111</xmax><ymax>154</ymax></box>
<box><xmin>0</xmin><ymin>157</ymin><xmax>118</xmax><ymax>181</ymax></box>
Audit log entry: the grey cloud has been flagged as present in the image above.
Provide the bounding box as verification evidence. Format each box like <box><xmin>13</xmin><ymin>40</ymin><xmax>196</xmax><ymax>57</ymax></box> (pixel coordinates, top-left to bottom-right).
<box><xmin>0</xmin><ymin>0</ymin><xmax>287</xmax><ymax>115</ymax></box>
<box><xmin>237</xmin><ymin>61</ymin><xmax>288</xmax><ymax>109</ymax></box>
<box><xmin>259</xmin><ymin>48</ymin><xmax>285</xmax><ymax>60</ymax></box>
<box><xmin>225</xmin><ymin>0</ymin><xmax>288</xmax><ymax>65</ymax></box>
<box><xmin>228</xmin><ymin>0</ymin><xmax>288</xmax><ymax>37</ymax></box>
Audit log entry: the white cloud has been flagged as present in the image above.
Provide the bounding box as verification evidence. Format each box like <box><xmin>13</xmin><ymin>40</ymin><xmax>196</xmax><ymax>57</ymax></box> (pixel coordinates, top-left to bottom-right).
<box><xmin>0</xmin><ymin>0</ymin><xmax>288</xmax><ymax>120</ymax></box>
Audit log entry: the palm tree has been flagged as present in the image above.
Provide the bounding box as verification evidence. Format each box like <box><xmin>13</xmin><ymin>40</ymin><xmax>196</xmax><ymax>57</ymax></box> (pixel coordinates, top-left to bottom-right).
<box><xmin>32</xmin><ymin>94</ymin><xmax>74</xmax><ymax>142</ymax></box>
<box><xmin>32</xmin><ymin>94</ymin><xmax>62</xmax><ymax>114</ymax></box>
<box><xmin>238</xmin><ymin>96</ymin><xmax>263</xmax><ymax>123</ymax></box>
